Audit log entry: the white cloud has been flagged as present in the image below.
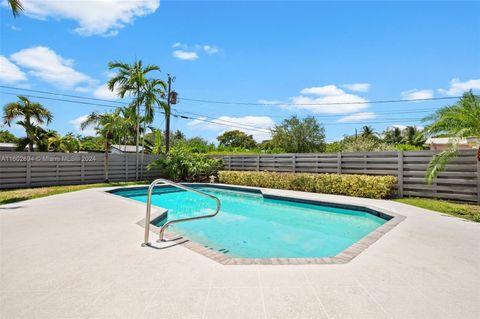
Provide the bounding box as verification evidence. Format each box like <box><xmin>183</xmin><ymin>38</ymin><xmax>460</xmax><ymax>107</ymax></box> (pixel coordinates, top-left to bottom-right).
<box><xmin>171</xmin><ymin>43</ymin><xmax>219</xmax><ymax>60</ymax></box>
<box><xmin>203</xmin><ymin>45</ymin><xmax>219</xmax><ymax>55</ymax></box>
<box><xmin>69</xmin><ymin>114</ymin><xmax>96</xmax><ymax>136</ymax></box>
<box><xmin>301</xmin><ymin>85</ymin><xmax>344</xmax><ymax>96</ymax></box>
<box><xmin>172</xmin><ymin>50</ymin><xmax>199</xmax><ymax>61</ymax></box>
<box><xmin>438</xmin><ymin>78</ymin><xmax>480</xmax><ymax>96</ymax></box>
<box><xmin>10</xmin><ymin>46</ymin><xmax>93</xmax><ymax>89</ymax></box>
<box><xmin>92</xmin><ymin>84</ymin><xmax>119</xmax><ymax>100</ymax></box>
<box><xmin>6</xmin><ymin>24</ymin><xmax>21</xmax><ymax>31</ymax></box>
<box><xmin>9</xmin><ymin>0</ymin><xmax>159</xmax><ymax>36</ymax></box>
<box><xmin>172</xmin><ymin>42</ymin><xmax>187</xmax><ymax>49</ymax></box>
<box><xmin>258</xmin><ymin>99</ymin><xmax>282</xmax><ymax>105</ymax></box>
<box><xmin>401</xmin><ymin>89</ymin><xmax>434</xmax><ymax>100</ymax></box>
<box><xmin>261</xmin><ymin>84</ymin><xmax>370</xmax><ymax>115</ymax></box>
<box><xmin>343</xmin><ymin>83</ymin><xmax>370</xmax><ymax>92</ymax></box>
<box><xmin>187</xmin><ymin>115</ymin><xmax>274</xmax><ymax>142</ymax></box>
<box><xmin>337</xmin><ymin>112</ymin><xmax>376</xmax><ymax>123</ymax></box>
<box><xmin>0</xmin><ymin>55</ymin><xmax>27</xmax><ymax>83</ymax></box>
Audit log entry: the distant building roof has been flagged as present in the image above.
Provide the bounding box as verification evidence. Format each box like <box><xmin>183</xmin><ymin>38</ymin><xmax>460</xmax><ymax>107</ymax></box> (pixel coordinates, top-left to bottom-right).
<box><xmin>425</xmin><ymin>137</ymin><xmax>478</xmax><ymax>145</ymax></box>
<box><xmin>110</xmin><ymin>144</ymin><xmax>144</xmax><ymax>153</ymax></box>
<box><xmin>0</xmin><ymin>143</ymin><xmax>17</xmax><ymax>151</ymax></box>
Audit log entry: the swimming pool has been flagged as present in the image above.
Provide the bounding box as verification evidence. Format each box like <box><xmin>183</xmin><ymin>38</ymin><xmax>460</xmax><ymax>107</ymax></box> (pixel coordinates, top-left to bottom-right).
<box><xmin>111</xmin><ymin>185</ymin><xmax>391</xmax><ymax>260</ymax></box>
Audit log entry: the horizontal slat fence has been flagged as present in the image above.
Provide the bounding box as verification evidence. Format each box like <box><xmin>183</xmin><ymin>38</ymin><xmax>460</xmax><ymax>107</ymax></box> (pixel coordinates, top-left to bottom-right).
<box><xmin>0</xmin><ymin>152</ymin><xmax>161</xmax><ymax>189</ymax></box>
<box><xmin>215</xmin><ymin>150</ymin><xmax>480</xmax><ymax>203</ymax></box>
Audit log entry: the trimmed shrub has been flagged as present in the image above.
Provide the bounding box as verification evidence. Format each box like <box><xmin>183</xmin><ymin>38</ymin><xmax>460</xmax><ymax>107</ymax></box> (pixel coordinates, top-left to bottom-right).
<box><xmin>218</xmin><ymin>171</ymin><xmax>397</xmax><ymax>199</ymax></box>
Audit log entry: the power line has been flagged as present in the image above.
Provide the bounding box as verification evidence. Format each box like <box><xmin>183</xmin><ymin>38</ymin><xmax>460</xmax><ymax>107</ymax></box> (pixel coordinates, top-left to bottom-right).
<box><xmin>175</xmin><ymin>108</ymin><xmax>435</xmax><ymax>120</ymax></box>
<box><xmin>0</xmin><ymin>91</ymin><xmax>120</xmax><ymax>109</ymax></box>
<box><xmin>169</xmin><ymin>112</ymin><xmax>271</xmax><ymax>134</ymax></box>
<box><xmin>179</xmin><ymin>95</ymin><xmax>461</xmax><ymax>106</ymax></box>
<box><xmin>0</xmin><ymin>85</ymin><xmax>128</xmax><ymax>105</ymax></box>
<box><xmin>0</xmin><ymin>87</ymin><xmax>424</xmax><ymax>132</ymax></box>
<box><xmin>0</xmin><ymin>90</ymin><xmax>272</xmax><ymax>133</ymax></box>
<box><xmin>1</xmin><ymin>84</ymin><xmax>462</xmax><ymax>107</ymax></box>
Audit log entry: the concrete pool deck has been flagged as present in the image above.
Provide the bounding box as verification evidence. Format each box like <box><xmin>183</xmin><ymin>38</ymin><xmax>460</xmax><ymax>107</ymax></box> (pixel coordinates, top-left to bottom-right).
<box><xmin>1</xmin><ymin>186</ymin><xmax>479</xmax><ymax>318</ymax></box>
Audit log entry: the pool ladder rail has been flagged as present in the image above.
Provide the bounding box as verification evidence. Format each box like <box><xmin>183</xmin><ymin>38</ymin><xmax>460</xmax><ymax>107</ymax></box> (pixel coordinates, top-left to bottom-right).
<box><xmin>141</xmin><ymin>179</ymin><xmax>221</xmax><ymax>246</ymax></box>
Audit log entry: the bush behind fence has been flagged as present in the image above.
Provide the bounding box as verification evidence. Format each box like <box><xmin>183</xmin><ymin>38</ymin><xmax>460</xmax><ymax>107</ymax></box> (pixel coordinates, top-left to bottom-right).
<box><xmin>213</xmin><ymin>150</ymin><xmax>480</xmax><ymax>203</ymax></box>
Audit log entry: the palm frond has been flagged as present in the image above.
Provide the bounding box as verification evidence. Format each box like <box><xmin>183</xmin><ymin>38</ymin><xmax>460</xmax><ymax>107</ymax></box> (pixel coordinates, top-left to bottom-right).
<box><xmin>425</xmin><ymin>146</ymin><xmax>458</xmax><ymax>184</ymax></box>
<box><xmin>8</xmin><ymin>0</ymin><xmax>24</xmax><ymax>17</ymax></box>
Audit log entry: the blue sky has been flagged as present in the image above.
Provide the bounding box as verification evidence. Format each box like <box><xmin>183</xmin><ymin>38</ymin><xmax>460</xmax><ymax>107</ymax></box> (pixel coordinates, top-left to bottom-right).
<box><xmin>1</xmin><ymin>0</ymin><xmax>479</xmax><ymax>143</ymax></box>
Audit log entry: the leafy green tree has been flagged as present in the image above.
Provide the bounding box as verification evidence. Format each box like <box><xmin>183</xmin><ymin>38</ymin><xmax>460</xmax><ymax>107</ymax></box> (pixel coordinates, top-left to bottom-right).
<box><xmin>0</xmin><ymin>130</ymin><xmax>18</xmax><ymax>143</ymax></box>
<box><xmin>270</xmin><ymin>116</ymin><xmax>326</xmax><ymax>153</ymax></box>
<box><xmin>178</xmin><ymin>137</ymin><xmax>215</xmax><ymax>153</ymax></box>
<box><xmin>2</xmin><ymin>96</ymin><xmax>53</xmax><ymax>152</ymax></box>
<box><xmin>78</xmin><ymin>135</ymin><xmax>104</xmax><ymax>152</ymax></box>
<box><xmin>108</xmin><ymin>60</ymin><xmax>160</xmax><ymax>179</ymax></box>
<box><xmin>325</xmin><ymin>141</ymin><xmax>344</xmax><ymax>152</ymax></box>
<box><xmin>217</xmin><ymin>130</ymin><xmax>257</xmax><ymax>149</ymax></box>
<box><xmin>423</xmin><ymin>91</ymin><xmax>480</xmax><ymax>183</ymax></box>
<box><xmin>341</xmin><ymin>135</ymin><xmax>392</xmax><ymax>152</ymax></box>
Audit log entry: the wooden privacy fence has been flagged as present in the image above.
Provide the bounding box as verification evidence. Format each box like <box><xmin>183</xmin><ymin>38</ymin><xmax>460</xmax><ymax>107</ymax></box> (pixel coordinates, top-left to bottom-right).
<box><xmin>214</xmin><ymin>150</ymin><xmax>480</xmax><ymax>203</ymax></box>
<box><xmin>0</xmin><ymin>152</ymin><xmax>161</xmax><ymax>189</ymax></box>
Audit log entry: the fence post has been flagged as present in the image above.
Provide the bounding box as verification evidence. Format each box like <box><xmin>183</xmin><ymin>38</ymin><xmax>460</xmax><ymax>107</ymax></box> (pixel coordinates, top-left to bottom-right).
<box><xmin>257</xmin><ymin>155</ymin><xmax>260</xmax><ymax>171</ymax></box>
<box><xmin>292</xmin><ymin>154</ymin><xmax>296</xmax><ymax>173</ymax></box>
<box><xmin>397</xmin><ymin>151</ymin><xmax>404</xmax><ymax>198</ymax></box>
<box><xmin>337</xmin><ymin>152</ymin><xmax>342</xmax><ymax>174</ymax></box>
<box><xmin>26</xmin><ymin>155</ymin><xmax>31</xmax><ymax>188</ymax></box>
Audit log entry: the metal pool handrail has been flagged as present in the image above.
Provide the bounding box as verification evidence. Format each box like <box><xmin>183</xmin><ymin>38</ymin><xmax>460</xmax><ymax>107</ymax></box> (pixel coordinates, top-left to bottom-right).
<box><xmin>141</xmin><ymin>178</ymin><xmax>221</xmax><ymax>246</ymax></box>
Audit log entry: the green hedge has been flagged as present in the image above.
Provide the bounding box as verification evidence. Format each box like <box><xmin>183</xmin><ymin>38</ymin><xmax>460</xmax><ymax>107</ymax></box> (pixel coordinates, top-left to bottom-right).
<box><xmin>217</xmin><ymin>171</ymin><xmax>397</xmax><ymax>199</ymax></box>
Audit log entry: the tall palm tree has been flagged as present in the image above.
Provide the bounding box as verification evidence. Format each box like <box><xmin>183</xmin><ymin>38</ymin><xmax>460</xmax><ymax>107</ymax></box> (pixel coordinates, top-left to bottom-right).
<box><xmin>139</xmin><ymin>78</ymin><xmax>167</xmax><ymax>177</ymax></box>
<box><xmin>81</xmin><ymin>110</ymin><xmax>124</xmax><ymax>182</ymax></box>
<box><xmin>107</xmin><ymin>60</ymin><xmax>160</xmax><ymax>180</ymax></box>
<box><xmin>423</xmin><ymin>91</ymin><xmax>480</xmax><ymax>183</ymax></box>
<box><xmin>2</xmin><ymin>96</ymin><xmax>53</xmax><ymax>152</ymax></box>
<box><xmin>8</xmin><ymin>0</ymin><xmax>24</xmax><ymax>17</ymax></box>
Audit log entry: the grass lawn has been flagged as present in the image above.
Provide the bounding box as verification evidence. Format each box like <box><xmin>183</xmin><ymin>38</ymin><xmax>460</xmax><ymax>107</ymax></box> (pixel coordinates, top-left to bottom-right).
<box><xmin>395</xmin><ymin>198</ymin><xmax>480</xmax><ymax>222</ymax></box>
<box><xmin>0</xmin><ymin>181</ymin><xmax>149</xmax><ymax>205</ymax></box>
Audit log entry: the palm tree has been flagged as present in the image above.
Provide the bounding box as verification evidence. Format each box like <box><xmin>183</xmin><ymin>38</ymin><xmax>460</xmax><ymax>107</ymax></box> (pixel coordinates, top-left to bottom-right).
<box><xmin>139</xmin><ymin>78</ymin><xmax>167</xmax><ymax>177</ymax></box>
<box><xmin>402</xmin><ymin>126</ymin><xmax>426</xmax><ymax>147</ymax></box>
<box><xmin>7</xmin><ymin>0</ymin><xmax>24</xmax><ymax>17</ymax></box>
<box><xmin>48</xmin><ymin>133</ymin><xmax>81</xmax><ymax>153</ymax></box>
<box><xmin>360</xmin><ymin>125</ymin><xmax>375</xmax><ymax>138</ymax></box>
<box><xmin>384</xmin><ymin>127</ymin><xmax>403</xmax><ymax>145</ymax></box>
<box><xmin>81</xmin><ymin>110</ymin><xmax>124</xmax><ymax>182</ymax></box>
<box><xmin>107</xmin><ymin>60</ymin><xmax>160</xmax><ymax>180</ymax></box>
<box><xmin>423</xmin><ymin>91</ymin><xmax>480</xmax><ymax>183</ymax></box>
<box><xmin>2</xmin><ymin>96</ymin><xmax>53</xmax><ymax>152</ymax></box>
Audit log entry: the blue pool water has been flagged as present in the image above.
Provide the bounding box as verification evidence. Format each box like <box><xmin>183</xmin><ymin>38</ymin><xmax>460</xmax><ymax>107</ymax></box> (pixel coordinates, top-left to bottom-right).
<box><xmin>112</xmin><ymin>186</ymin><xmax>387</xmax><ymax>258</ymax></box>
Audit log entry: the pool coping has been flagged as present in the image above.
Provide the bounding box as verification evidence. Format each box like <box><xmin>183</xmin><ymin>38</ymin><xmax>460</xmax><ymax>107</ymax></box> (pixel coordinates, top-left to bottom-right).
<box><xmin>109</xmin><ymin>183</ymin><xmax>406</xmax><ymax>265</ymax></box>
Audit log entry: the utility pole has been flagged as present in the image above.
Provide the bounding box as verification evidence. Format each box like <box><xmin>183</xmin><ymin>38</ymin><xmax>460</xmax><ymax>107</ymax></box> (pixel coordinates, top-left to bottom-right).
<box><xmin>165</xmin><ymin>74</ymin><xmax>176</xmax><ymax>153</ymax></box>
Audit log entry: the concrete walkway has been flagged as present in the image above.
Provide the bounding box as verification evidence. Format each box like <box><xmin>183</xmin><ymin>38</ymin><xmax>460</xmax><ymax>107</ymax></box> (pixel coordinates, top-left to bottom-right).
<box><xmin>1</xmin><ymin>187</ymin><xmax>479</xmax><ymax>319</ymax></box>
